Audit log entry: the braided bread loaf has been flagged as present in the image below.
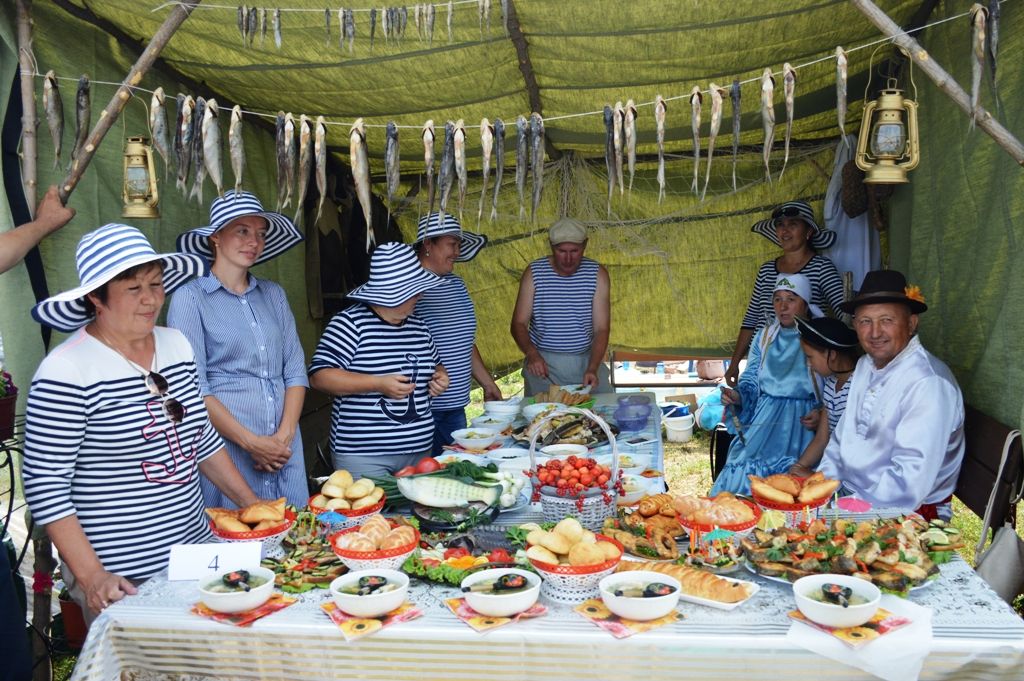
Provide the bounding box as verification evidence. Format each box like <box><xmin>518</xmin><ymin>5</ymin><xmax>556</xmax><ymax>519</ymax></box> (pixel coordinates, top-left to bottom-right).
<box><xmin>615</xmin><ymin>560</ymin><xmax>753</xmax><ymax>603</ymax></box>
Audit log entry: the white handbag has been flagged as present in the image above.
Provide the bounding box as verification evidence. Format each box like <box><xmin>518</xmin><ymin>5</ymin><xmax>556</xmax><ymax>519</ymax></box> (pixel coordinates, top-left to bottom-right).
<box><xmin>973</xmin><ymin>429</ymin><xmax>1024</xmax><ymax>603</ymax></box>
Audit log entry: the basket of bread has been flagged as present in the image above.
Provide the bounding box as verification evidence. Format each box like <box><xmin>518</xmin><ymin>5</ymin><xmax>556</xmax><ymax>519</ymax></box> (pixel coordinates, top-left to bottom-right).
<box><xmin>674</xmin><ymin>492</ymin><xmax>761</xmax><ymax>537</ymax></box>
<box><xmin>308</xmin><ymin>469</ymin><xmax>387</xmax><ymax>530</ymax></box>
<box><xmin>206</xmin><ymin>498</ymin><xmax>296</xmax><ymax>558</ymax></box>
<box><xmin>328</xmin><ymin>514</ymin><xmax>420</xmax><ymax>571</ymax></box>
<box><xmin>521</xmin><ymin>518</ymin><xmax>624</xmax><ymax>604</ymax></box>
<box><xmin>748</xmin><ymin>472</ymin><xmax>840</xmax><ymax>526</ymax></box>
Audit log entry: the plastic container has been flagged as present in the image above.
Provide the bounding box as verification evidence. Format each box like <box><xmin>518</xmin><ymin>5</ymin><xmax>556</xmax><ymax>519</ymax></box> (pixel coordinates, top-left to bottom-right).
<box><xmin>664</xmin><ymin>412</ymin><xmax>695</xmax><ymax>443</ymax></box>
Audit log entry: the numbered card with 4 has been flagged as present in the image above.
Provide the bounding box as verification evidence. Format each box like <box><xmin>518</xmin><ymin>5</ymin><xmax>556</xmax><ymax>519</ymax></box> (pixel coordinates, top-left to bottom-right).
<box><xmin>168</xmin><ymin>542</ymin><xmax>262</xmax><ymax>581</ymax></box>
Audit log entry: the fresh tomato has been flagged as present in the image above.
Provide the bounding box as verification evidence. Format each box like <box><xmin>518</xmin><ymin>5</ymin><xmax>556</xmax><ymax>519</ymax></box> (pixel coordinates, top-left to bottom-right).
<box><xmin>443</xmin><ymin>547</ymin><xmax>470</xmax><ymax>560</ymax></box>
<box><xmin>414</xmin><ymin>456</ymin><xmax>442</xmax><ymax>474</ymax></box>
<box><xmin>395</xmin><ymin>465</ymin><xmax>417</xmax><ymax>477</ymax></box>
<box><xmin>487</xmin><ymin>548</ymin><xmax>513</xmax><ymax>563</ymax></box>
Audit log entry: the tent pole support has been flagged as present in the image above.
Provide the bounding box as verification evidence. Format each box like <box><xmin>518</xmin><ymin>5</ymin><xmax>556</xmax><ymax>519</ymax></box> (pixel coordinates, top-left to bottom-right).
<box><xmin>57</xmin><ymin>0</ymin><xmax>204</xmax><ymax>203</ymax></box>
<box><xmin>851</xmin><ymin>0</ymin><xmax>1024</xmax><ymax>166</ymax></box>
<box><xmin>15</xmin><ymin>0</ymin><xmax>38</xmax><ymax>217</ymax></box>
<box><xmin>504</xmin><ymin>0</ymin><xmax>560</xmax><ymax>160</ymax></box>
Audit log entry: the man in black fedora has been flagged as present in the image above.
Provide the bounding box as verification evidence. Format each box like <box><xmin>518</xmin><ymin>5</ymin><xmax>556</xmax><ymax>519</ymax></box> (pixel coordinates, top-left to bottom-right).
<box><xmin>817</xmin><ymin>270</ymin><xmax>965</xmax><ymax>520</ymax></box>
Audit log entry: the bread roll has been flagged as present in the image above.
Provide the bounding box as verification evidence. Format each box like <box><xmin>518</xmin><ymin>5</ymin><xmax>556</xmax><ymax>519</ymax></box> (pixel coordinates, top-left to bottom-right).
<box><xmin>554</xmin><ymin>517</ymin><xmax>584</xmax><ymax>543</ymax></box>
<box><xmin>336</xmin><ymin>534</ymin><xmax>376</xmax><ymax>552</ymax></box>
<box><xmin>526</xmin><ymin>545</ymin><xmax>559</xmax><ymax>565</ymax></box>
<box><xmin>749</xmin><ymin>477</ymin><xmax>795</xmax><ymax>504</ymax></box>
<box><xmin>379</xmin><ymin>527</ymin><xmax>415</xmax><ymax>550</ymax></box>
<box><xmin>596</xmin><ymin>540</ymin><xmax>621</xmax><ymax>560</ymax></box>
<box><xmin>568</xmin><ymin>541</ymin><xmax>605</xmax><ymax>566</ymax></box>
<box><xmin>321</xmin><ymin>483</ymin><xmax>346</xmax><ymax>499</ymax></box>
<box><xmin>253</xmin><ymin>519</ymin><xmax>285</xmax><ymax>532</ymax></box>
<box><xmin>638</xmin><ymin>493</ymin><xmax>675</xmax><ymax>517</ymax></box>
<box><xmin>538</xmin><ymin>531</ymin><xmax>571</xmax><ymax>555</ymax></box>
<box><xmin>798</xmin><ymin>478</ymin><xmax>840</xmax><ymax>503</ymax></box>
<box><xmin>327</xmin><ymin>469</ymin><xmax>354</xmax><ymax>490</ymax></box>
<box><xmin>579</xmin><ymin>530</ymin><xmax>597</xmax><ymax>544</ymax></box>
<box><xmin>351</xmin><ymin>494</ymin><xmax>380</xmax><ymax>510</ymax></box>
<box><xmin>309</xmin><ymin>494</ymin><xmax>330</xmax><ymax>509</ymax></box>
<box><xmin>764</xmin><ymin>474</ymin><xmax>801</xmax><ymax>497</ymax></box>
<box><xmin>325</xmin><ymin>497</ymin><xmax>351</xmax><ymax>510</ymax></box>
<box><xmin>344</xmin><ymin>478</ymin><xmax>374</xmax><ymax>500</ymax></box>
<box><xmin>239</xmin><ymin>498</ymin><xmax>286</xmax><ymax>524</ymax></box>
<box><xmin>214</xmin><ymin>515</ymin><xmax>251</xmax><ymax>533</ymax></box>
<box><xmin>526</xmin><ymin>529</ymin><xmax>548</xmax><ymax>547</ymax></box>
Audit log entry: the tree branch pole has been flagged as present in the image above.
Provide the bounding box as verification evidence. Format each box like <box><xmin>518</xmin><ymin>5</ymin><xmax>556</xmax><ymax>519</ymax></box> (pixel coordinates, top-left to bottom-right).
<box><xmin>851</xmin><ymin>0</ymin><xmax>1024</xmax><ymax>166</ymax></box>
<box><xmin>15</xmin><ymin>0</ymin><xmax>38</xmax><ymax>217</ymax></box>
<box><xmin>58</xmin><ymin>0</ymin><xmax>204</xmax><ymax>203</ymax></box>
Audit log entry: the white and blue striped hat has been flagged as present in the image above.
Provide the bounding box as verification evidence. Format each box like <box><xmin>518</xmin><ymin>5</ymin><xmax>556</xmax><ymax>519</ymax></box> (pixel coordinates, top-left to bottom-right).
<box><xmin>176</xmin><ymin>190</ymin><xmax>303</xmax><ymax>264</ymax></box>
<box><xmin>751</xmin><ymin>200</ymin><xmax>837</xmax><ymax>250</ymax></box>
<box><xmin>347</xmin><ymin>242</ymin><xmax>443</xmax><ymax>307</ymax></box>
<box><xmin>32</xmin><ymin>224</ymin><xmax>207</xmax><ymax>332</ymax></box>
<box><xmin>414</xmin><ymin>212</ymin><xmax>487</xmax><ymax>262</ymax></box>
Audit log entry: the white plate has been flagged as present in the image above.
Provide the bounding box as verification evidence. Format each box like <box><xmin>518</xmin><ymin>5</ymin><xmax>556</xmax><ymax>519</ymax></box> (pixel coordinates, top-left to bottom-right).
<box><xmin>498</xmin><ymin>492</ymin><xmax>532</xmax><ymax>514</ymax></box>
<box><xmin>437</xmin><ymin>451</ymin><xmax>491</xmax><ymax>465</ymax></box>
<box><xmin>677</xmin><ymin>575</ymin><xmax>760</xmax><ymax>611</ymax></box>
<box><xmin>742</xmin><ymin>560</ymin><xmax>937</xmax><ymax>592</ymax></box>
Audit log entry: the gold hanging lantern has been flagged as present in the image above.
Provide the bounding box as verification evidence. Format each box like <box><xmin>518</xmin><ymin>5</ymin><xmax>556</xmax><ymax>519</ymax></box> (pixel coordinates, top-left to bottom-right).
<box><xmin>855</xmin><ymin>54</ymin><xmax>920</xmax><ymax>184</ymax></box>
<box><xmin>122</xmin><ymin>136</ymin><xmax>159</xmax><ymax>218</ymax></box>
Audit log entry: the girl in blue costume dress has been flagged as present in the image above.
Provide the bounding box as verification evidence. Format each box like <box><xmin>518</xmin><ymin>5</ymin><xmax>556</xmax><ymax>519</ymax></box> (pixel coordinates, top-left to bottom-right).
<box><xmin>710</xmin><ymin>274</ymin><xmax>821</xmax><ymax>496</ymax></box>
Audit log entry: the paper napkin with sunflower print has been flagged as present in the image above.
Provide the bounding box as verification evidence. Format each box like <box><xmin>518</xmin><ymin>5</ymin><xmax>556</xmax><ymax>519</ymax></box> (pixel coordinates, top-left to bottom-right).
<box><xmin>191</xmin><ymin>593</ymin><xmax>298</xmax><ymax>626</ymax></box>
<box><xmin>445</xmin><ymin>597</ymin><xmax>547</xmax><ymax>632</ymax></box>
<box><xmin>574</xmin><ymin>598</ymin><xmax>683</xmax><ymax>638</ymax></box>
<box><xmin>322</xmin><ymin>601</ymin><xmax>423</xmax><ymax>641</ymax></box>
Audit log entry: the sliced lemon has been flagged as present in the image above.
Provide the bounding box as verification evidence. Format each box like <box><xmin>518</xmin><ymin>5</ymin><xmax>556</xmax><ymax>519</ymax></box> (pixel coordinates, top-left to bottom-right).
<box><xmin>756</xmin><ymin>510</ymin><xmax>787</xmax><ymax>531</ymax></box>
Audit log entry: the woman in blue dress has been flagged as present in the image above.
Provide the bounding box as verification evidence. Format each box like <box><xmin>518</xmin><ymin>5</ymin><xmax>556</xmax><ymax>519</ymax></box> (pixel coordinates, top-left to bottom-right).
<box><xmin>168</xmin><ymin>191</ymin><xmax>308</xmax><ymax>507</ymax></box>
<box><xmin>710</xmin><ymin>273</ymin><xmax>820</xmax><ymax>496</ymax></box>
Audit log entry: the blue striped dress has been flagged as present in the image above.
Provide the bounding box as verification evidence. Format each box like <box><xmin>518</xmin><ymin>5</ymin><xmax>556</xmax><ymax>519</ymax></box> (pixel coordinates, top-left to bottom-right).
<box><xmin>528</xmin><ymin>257</ymin><xmax>599</xmax><ymax>353</ymax></box>
<box><xmin>309</xmin><ymin>304</ymin><xmax>439</xmax><ymax>459</ymax></box>
<box><xmin>168</xmin><ymin>274</ymin><xmax>309</xmax><ymax>508</ymax></box>
<box><xmin>22</xmin><ymin>327</ymin><xmax>223</xmax><ymax>580</ymax></box>
<box><xmin>741</xmin><ymin>255</ymin><xmax>846</xmax><ymax>330</ymax></box>
<box><xmin>415</xmin><ymin>274</ymin><xmax>476</xmax><ymax>410</ymax></box>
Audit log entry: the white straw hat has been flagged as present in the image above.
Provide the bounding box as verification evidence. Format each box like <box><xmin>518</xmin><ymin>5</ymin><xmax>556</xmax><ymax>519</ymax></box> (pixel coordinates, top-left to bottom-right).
<box><xmin>414</xmin><ymin>212</ymin><xmax>487</xmax><ymax>262</ymax></box>
<box><xmin>177</xmin><ymin>190</ymin><xmax>303</xmax><ymax>264</ymax></box>
<box><xmin>347</xmin><ymin>242</ymin><xmax>443</xmax><ymax>307</ymax></box>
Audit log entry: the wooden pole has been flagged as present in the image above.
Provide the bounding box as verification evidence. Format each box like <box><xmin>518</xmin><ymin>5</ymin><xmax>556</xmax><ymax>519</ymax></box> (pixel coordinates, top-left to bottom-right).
<box><xmin>15</xmin><ymin>0</ymin><xmax>38</xmax><ymax>218</ymax></box>
<box><xmin>58</xmin><ymin>0</ymin><xmax>203</xmax><ymax>203</ymax></box>
<box><xmin>850</xmin><ymin>0</ymin><xmax>1024</xmax><ymax>166</ymax></box>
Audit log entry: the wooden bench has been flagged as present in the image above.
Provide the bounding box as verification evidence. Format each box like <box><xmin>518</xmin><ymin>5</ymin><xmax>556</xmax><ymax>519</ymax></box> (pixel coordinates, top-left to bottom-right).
<box><xmin>954</xmin><ymin>405</ymin><xmax>1023</xmax><ymax>526</ymax></box>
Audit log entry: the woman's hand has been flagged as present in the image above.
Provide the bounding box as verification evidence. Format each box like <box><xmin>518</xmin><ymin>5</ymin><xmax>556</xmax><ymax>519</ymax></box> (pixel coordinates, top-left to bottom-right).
<box><xmin>800</xmin><ymin>407</ymin><xmax>822</xmax><ymax>431</ymax></box>
<box><xmin>428</xmin><ymin>366</ymin><xmax>449</xmax><ymax>397</ymax></box>
<box><xmin>719</xmin><ymin>386</ymin><xmax>741</xmax><ymax>407</ymax></box>
<box><xmin>377</xmin><ymin>374</ymin><xmax>415</xmax><ymax>399</ymax></box>
<box><xmin>244</xmin><ymin>435</ymin><xmax>292</xmax><ymax>472</ymax></box>
<box><xmin>724</xmin><ymin>363</ymin><xmax>740</xmax><ymax>387</ymax></box>
<box><xmin>81</xmin><ymin>568</ymin><xmax>138</xmax><ymax>614</ymax></box>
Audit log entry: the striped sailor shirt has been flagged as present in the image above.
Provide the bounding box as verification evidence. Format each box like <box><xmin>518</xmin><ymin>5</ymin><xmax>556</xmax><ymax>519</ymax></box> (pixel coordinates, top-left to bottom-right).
<box><xmin>741</xmin><ymin>255</ymin><xmax>846</xmax><ymax>330</ymax></box>
<box><xmin>22</xmin><ymin>327</ymin><xmax>223</xmax><ymax>580</ymax></box>
<box><xmin>823</xmin><ymin>374</ymin><xmax>852</xmax><ymax>432</ymax></box>
<box><xmin>415</xmin><ymin>274</ymin><xmax>476</xmax><ymax>410</ymax></box>
<box><xmin>310</xmin><ymin>304</ymin><xmax>440</xmax><ymax>456</ymax></box>
<box><xmin>528</xmin><ymin>257</ymin><xmax>599</xmax><ymax>354</ymax></box>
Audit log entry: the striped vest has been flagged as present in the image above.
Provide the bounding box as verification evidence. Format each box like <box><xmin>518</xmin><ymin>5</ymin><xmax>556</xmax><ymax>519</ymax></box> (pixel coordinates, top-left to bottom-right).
<box><xmin>528</xmin><ymin>257</ymin><xmax>599</xmax><ymax>353</ymax></box>
<box><xmin>415</xmin><ymin>274</ymin><xmax>477</xmax><ymax>410</ymax></box>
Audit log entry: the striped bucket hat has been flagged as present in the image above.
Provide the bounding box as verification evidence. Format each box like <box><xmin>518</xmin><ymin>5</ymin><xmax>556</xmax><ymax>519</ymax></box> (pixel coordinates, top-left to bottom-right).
<box><xmin>176</xmin><ymin>190</ymin><xmax>303</xmax><ymax>264</ymax></box>
<box><xmin>32</xmin><ymin>224</ymin><xmax>207</xmax><ymax>332</ymax></box>
<box><xmin>347</xmin><ymin>242</ymin><xmax>443</xmax><ymax>307</ymax></box>
<box><xmin>414</xmin><ymin>212</ymin><xmax>487</xmax><ymax>262</ymax></box>
<box><xmin>750</xmin><ymin>200</ymin><xmax>837</xmax><ymax>250</ymax></box>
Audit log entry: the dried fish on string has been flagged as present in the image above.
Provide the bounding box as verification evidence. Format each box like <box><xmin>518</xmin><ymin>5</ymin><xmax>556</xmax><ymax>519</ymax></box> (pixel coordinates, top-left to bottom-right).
<box><xmin>283</xmin><ymin>112</ymin><xmax>297</xmax><ymax>208</ymax></box>
<box><xmin>970</xmin><ymin>3</ymin><xmax>987</xmax><ymax>128</ymax></box>
<box><xmin>237</xmin><ymin>5</ymin><xmax>247</xmax><ymax>45</ymax></box>
<box><xmin>43</xmin><ymin>71</ymin><xmax>64</xmax><ymax>171</ymax></box>
<box><xmin>760</xmin><ymin>68</ymin><xmax>775</xmax><ymax>183</ymax></box>
<box><xmin>350</xmin><ymin>119</ymin><xmax>375</xmax><ymax>252</ymax></box>
<box><xmin>454</xmin><ymin>119</ymin><xmax>468</xmax><ymax>222</ymax></box>
<box><xmin>338</xmin><ymin>8</ymin><xmax>346</xmax><ymax>51</ymax></box>
<box><xmin>149</xmin><ymin>88</ymin><xmax>170</xmax><ymax>179</ymax></box>
<box><xmin>275</xmin><ymin>111</ymin><xmax>289</xmax><ymax>209</ymax></box>
<box><xmin>71</xmin><ymin>75</ymin><xmax>90</xmax><ymax>167</ymax></box>
<box><xmin>988</xmin><ymin>0</ymin><xmax>999</xmax><ymax>77</ymax></box>
<box><xmin>414</xmin><ymin>4</ymin><xmax>421</xmax><ymax>41</ymax></box>
<box><xmin>529</xmin><ymin>112</ymin><xmax>544</xmax><ymax>222</ymax></box>
<box><xmin>273</xmin><ymin>8</ymin><xmax>282</xmax><ymax>49</ymax></box>
<box><xmin>345</xmin><ymin>9</ymin><xmax>356</xmax><ymax>53</ymax></box>
<box><xmin>654</xmin><ymin>95</ymin><xmax>666</xmax><ymax>204</ymax></box>
<box><xmin>447</xmin><ymin>0</ymin><xmax>454</xmax><ymax>43</ymax></box>
<box><xmin>689</xmin><ymin>86</ymin><xmax>702</xmax><ymax>196</ymax></box>
<box><xmin>780</xmin><ymin>63</ymin><xmax>796</xmax><ymax>180</ymax></box>
<box><xmin>385</xmin><ymin>120</ymin><xmax>401</xmax><ymax>212</ymax></box>
<box><xmin>422</xmin><ymin>120</ymin><xmax>436</xmax><ymax>215</ymax></box>
<box><xmin>490</xmin><ymin>118</ymin><xmax>504</xmax><ymax>221</ymax></box>
<box><xmin>478</xmin><ymin>118</ymin><xmax>493</xmax><ymax>224</ymax></box>
<box><xmin>229</xmin><ymin>105</ymin><xmax>245</xmax><ymax>194</ymax></box>
<box><xmin>702</xmin><ymin>84</ymin><xmax>724</xmax><ymax>201</ymax></box>
<box><xmin>427</xmin><ymin>3</ymin><xmax>436</xmax><ymax>46</ymax></box>
<box><xmin>324</xmin><ymin>8</ymin><xmax>331</xmax><ymax>47</ymax></box>
<box><xmin>294</xmin><ymin>114</ymin><xmax>313</xmax><ymax>223</ymax></box>
<box><xmin>478</xmin><ymin>0</ymin><xmax>490</xmax><ymax>37</ymax></box>
<box><xmin>730</xmin><ymin>78</ymin><xmax>741</xmax><ymax>191</ymax></box>
<box><xmin>624</xmin><ymin>99</ymin><xmax>637</xmax><ymax>194</ymax></box>
<box><xmin>383</xmin><ymin>6</ymin><xmax>391</xmax><ymax>44</ymax></box>
<box><xmin>246</xmin><ymin>7</ymin><xmax>257</xmax><ymax>48</ymax></box>
<box><xmin>604</xmin><ymin>105</ymin><xmax>615</xmax><ymax>215</ymax></box>
<box><xmin>202</xmin><ymin>99</ymin><xmax>223</xmax><ymax>198</ymax></box>
<box><xmin>259</xmin><ymin>8</ymin><xmax>267</xmax><ymax>48</ymax></box>
<box><xmin>501</xmin><ymin>0</ymin><xmax>509</xmax><ymax>36</ymax></box>
<box><xmin>175</xmin><ymin>94</ymin><xmax>194</xmax><ymax>194</ymax></box>
<box><xmin>189</xmin><ymin>96</ymin><xmax>208</xmax><ymax>204</ymax></box>
<box><xmin>437</xmin><ymin>120</ymin><xmax>456</xmax><ymax>224</ymax></box>
<box><xmin>612</xmin><ymin>101</ymin><xmax>624</xmax><ymax>196</ymax></box>
<box><xmin>514</xmin><ymin>115</ymin><xmax>528</xmax><ymax>220</ymax></box>
<box><xmin>314</xmin><ymin>116</ymin><xmax>328</xmax><ymax>224</ymax></box>
<box><xmin>836</xmin><ymin>47</ymin><xmax>848</xmax><ymax>148</ymax></box>
<box><xmin>401</xmin><ymin>7</ymin><xmax>408</xmax><ymax>39</ymax></box>
<box><xmin>370</xmin><ymin>8</ymin><xmax>378</xmax><ymax>50</ymax></box>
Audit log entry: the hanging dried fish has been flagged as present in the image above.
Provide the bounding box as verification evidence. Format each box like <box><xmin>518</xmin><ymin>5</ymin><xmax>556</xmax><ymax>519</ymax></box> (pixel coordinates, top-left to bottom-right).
<box><xmin>385</xmin><ymin>120</ymin><xmax>401</xmax><ymax>211</ymax></box>
<box><xmin>454</xmin><ymin>119</ymin><xmax>468</xmax><ymax>222</ymax></box>
<box><xmin>294</xmin><ymin>114</ymin><xmax>313</xmax><ymax>223</ymax></box>
<box><xmin>259</xmin><ymin>8</ymin><xmax>267</xmax><ymax>48</ymax></box>
<box><xmin>478</xmin><ymin>0</ymin><xmax>489</xmax><ymax>37</ymax></box>
<box><xmin>370</xmin><ymin>8</ymin><xmax>378</xmax><ymax>51</ymax></box>
<box><xmin>780</xmin><ymin>63</ymin><xmax>796</xmax><ymax>180</ymax></box>
<box><xmin>345</xmin><ymin>9</ymin><xmax>356</xmax><ymax>53</ymax></box>
<box><xmin>612</xmin><ymin>101</ymin><xmax>624</xmax><ymax>196</ymax></box>
<box><xmin>422</xmin><ymin>120</ymin><xmax>437</xmax><ymax>215</ymax></box>
<box><xmin>71</xmin><ymin>75</ymin><xmax>90</xmax><ymax>167</ymax></box>
<box><xmin>174</xmin><ymin>94</ymin><xmax>194</xmax><ymax>194</ymax></box>
<box><xmin>426</xmin><ymin>3</ymin><xmax>436</xmax><ymax>46</ymax></box>
<box><xmin>490</xmin><ymin>117</ymin><xmax>504</xmax><ymax>221</ymax></box>
<box><xmin>338</xmin><ymin>8</ymin><xmax>346</xmax><ymax>51</ymax></box>
<box><xmin>501</xmin><ymin>0</ymin><xmax>509</xmax><ymax>36</ymax></box>
<box><xmin>414</xmin><ymin>4</ymin><xmax>422</xmax><ymax>41</ymax></box>
<box><xmin>760</xmin><ymin>68</ymin><xmax>775</xmax><ymax>183</ymax></box>
<box><xmin>836</xmin><ymin>47</ymin><xmax>848</xmax><ymax>148</ymax></box>
<box><xmin>514</xmin><ymin>115</ymin><xmax>528</xmax><ymax>220</ymax></box>
<box><xmin>478</xmin><ymin>118</ymin><xmax>493</xmax><ymax>224</ymax></box>
<box><xmin>970</xmin><ymin>3</ymin><xmax>987</xmax><ymax>128</ymax></box>
<box><xmin>275</xmin><ymin>111</ymin><xmax>289</xmax><ymax>210</ymax></box>
<box><xmin>447</xmin><ymin>0</ymin><xmax>454</xmax><ymax>43</ymax></box>
<box><xmin>189</xmin><ymin>96</ymin><xmax>208</xmax><ymax>204</ymax></box>
<box><xmin>229</xmin><ymin>105</ymin><xmax>245</xmax><ymax>194</ymax></box>
<box><xmin>654</xmin><ymin>95</ymin><xmax>666</xmax><ymax>204</ymax></box>
<box><xmin>324</xmin><ymin>8</ymin><xmax>331</xmax><ymax>47</ymax></box>
<box><xmin>246</xmin><ymin>7</ymin><xmax>257</xmax><ymax>48</ymax></box>
<box><xmin>624</xmin><ymin>99</ymin><xmax>637</xmax><ymax>194</ymax></box>
<box><xmin>283</xmin><ymin>112</ymin><xmax>297</xmax><ymax>208</ymax></box>
<box><xmin>604</xmin><ymin>105</ymin><xmax>615</xmax><ymax>215</ymax></box>
<box><xmin>988</xmin><ymin>0</ymin><xmax>999</xmax><ymax>77</ymax></box>
<box><xmin>730</xmin><ymin>78</ymin><xmax>741</xmax><ymax>191</ymax></box>
<box><xmin>43</xmin><ymin>71</ymin><xmax>64</xmax><ymax>171</ymax></box>
<box><xmin>529</xmin><ymin>112</ymin><xmax>544</xmax><ymax>222</ymax></box>
<box><xmin>437</xmin><ymin>120</ymin><xmax>456</xmax><ymax>224</ymax></box>
<box><xmin>383</xmin><ymin>6</ymin><xmax>391</xmax><ymax>44</ymax></box>
<box><xmin>273</xmin><ymin>8</ymin><xmax>282</xmax><ymax>49</ymax></box>
<box><xmin>689</xmin><ymin>86</ymin><xmax>702</xmax><ymax>196</ymax></box>
<box><xmin>701</xmin><ymin>84</ymin><xmax>724</xmax><ymax>201</ymax></box>
<box><xmin>237</xmin><ymin>5</ymin><xmax>247</xmax><ymax>45</ymax></box>
<box><xmin>349</xmin><ymin>119</ymin><xmax>375</xmax><ymax>252</ymax></box>
<box><xmin>400</xmin><ymin>7</ymin><xmax>408</xmax><ymax>39</ymax></box>
<box><xmin>314</xmin><ymin>116</ymin><xmax>328</xmax><ymax>224</ymax></box>
<box><xmin>202</xmin><ymin>99</ymin><xmax>224</xmax><ymax>198</ymax></box>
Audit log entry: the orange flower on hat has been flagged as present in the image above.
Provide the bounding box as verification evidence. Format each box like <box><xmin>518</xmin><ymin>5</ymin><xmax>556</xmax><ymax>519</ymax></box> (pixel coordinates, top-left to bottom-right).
<box><xmin>904</xmin><ymin>285</ymin><xmax>926</xmax><ymax>304</ymax></box>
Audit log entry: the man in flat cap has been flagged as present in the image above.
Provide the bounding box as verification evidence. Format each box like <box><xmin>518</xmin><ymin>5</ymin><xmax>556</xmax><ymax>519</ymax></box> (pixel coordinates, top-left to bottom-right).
<box><xmin>511</xmin><ymin>218</ymin><xmax>611</xmax><ymax>395</ymax></box>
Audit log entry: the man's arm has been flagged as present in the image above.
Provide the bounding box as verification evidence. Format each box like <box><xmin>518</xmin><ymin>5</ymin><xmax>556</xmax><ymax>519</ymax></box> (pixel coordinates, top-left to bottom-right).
<box><xmin>0</xmin><ymin>186</ymin><xmax>75</xmax><ymax>274</ymax></box>
<box><xmin>510</xmin><ymin>267</ymin><xmax>547</xmax><ymax>378</ymax></box>
<box><xmin>584</xmin><ymin>265</ymin><xmax>611</xmax><ymax>388</ymax></box>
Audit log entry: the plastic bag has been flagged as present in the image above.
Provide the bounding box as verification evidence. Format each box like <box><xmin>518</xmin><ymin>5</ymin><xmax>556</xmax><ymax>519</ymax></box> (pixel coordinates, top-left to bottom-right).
<box><xmin>695</xmin><ymin>390</ymin><xmax>725</xmax><ymax>431</ymax></box>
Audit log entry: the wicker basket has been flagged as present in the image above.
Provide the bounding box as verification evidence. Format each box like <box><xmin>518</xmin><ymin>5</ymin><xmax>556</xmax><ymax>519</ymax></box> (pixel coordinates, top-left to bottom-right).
<box><xmin>528</xmin><ymin>407</ymin><xmax>619</xmax><ymax>531</ymax></box>
<box><xmin>328</xmin><ymin>522</ymin><xmax>420</xmax><ymax>571</ymax></box>
<box><xmin>750</xmin><ymin>492</ymin><xmax>829</xmax><ymax>528</ymax></box>
<box><xmin>528</xmin><ymin>534</ymin><xmax>623</xmax><ymax>604</ymax></box>
<box><xmin>209</xmin><ymin>509</ymin><xmax>296</xmax><ymax>559</ymax></box>
<box><xmin>307</xmin><ymin>494</ymin><xmax>386</xmax><ymax>532</ymax></box>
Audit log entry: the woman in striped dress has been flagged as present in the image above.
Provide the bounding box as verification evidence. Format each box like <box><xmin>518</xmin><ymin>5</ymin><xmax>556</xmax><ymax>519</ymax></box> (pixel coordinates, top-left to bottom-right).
<box><xmin>725</xmin><ymin>201</ymin><xmax>845</xmax><ymax>387</ymax></box>
<box><xmin>23</xmin><ymin>224</ymin><xmax>258</xmax><ymax>625</ymax></box>
<box><xmin>413</xmin><ymin>213</ymin><xmax>503</xmax><ymax>454</ymax></box>
<box><xmin>169</xmin><ymin>192</ymin><xmax>308</xmax><ymax>508</ymax></box>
